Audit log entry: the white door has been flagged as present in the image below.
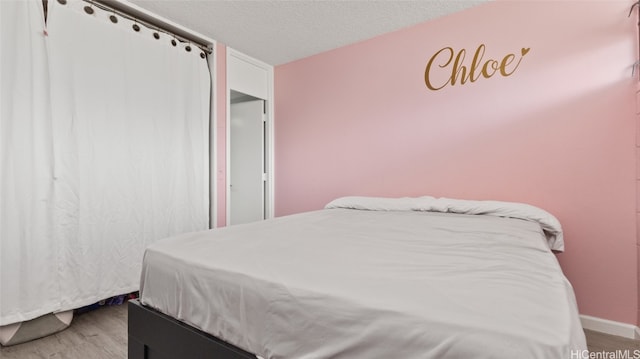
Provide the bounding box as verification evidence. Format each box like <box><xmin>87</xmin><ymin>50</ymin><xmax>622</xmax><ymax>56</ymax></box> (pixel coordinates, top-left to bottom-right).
<box><xmin>230</xmin><ymin>99</ymin><xmax>265</xmax><ymax>225</ymax></box>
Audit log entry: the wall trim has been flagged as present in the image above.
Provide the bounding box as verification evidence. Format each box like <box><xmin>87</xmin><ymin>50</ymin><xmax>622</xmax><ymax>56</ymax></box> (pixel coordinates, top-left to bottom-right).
<box><xmin>225</xmin><ymin>48</ymin><xmax>275</xmax><ymax>225</ymax></box>
<box><xmin>580</xmin><ymin>315</ymin><xmax>640</xmax><ymax>339</ymax></box>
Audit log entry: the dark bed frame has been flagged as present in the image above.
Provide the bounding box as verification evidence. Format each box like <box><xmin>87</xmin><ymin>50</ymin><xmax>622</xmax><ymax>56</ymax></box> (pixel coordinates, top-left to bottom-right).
<box><xmin>128</xmin><ymin>299</ymin><xmax>256</xmax><ymax>359</ymax></box>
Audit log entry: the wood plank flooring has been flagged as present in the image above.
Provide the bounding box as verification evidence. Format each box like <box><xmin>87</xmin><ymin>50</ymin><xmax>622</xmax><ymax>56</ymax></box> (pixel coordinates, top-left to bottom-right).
<box><xmin>584</xmin><ymin>328</ymin><xmax>640</xmax><ymax>353</ymax></box>
<box><xmin>0</xmin><ymin>304</ymin><xmax>127</xmax><ymax>359</ymax></box>
<box><xmin>1</xmin><ymin>302</ymin><xmax>638</xmax><ymax>358</ymax></box>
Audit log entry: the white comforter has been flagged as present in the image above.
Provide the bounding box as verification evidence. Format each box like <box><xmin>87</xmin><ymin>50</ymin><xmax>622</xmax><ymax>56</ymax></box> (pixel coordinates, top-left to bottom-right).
<box><xmin>140</xmin><ymin>197</ymin><xmax>585</xmax><ymax>359</ymax></box>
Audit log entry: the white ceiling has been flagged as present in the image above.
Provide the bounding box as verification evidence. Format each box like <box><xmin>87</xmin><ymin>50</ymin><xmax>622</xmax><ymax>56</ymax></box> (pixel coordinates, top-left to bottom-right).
<box><xmin>129</xmin><ymin>0</ymin><xmax>490</xmax><ymax>66</ymax></box>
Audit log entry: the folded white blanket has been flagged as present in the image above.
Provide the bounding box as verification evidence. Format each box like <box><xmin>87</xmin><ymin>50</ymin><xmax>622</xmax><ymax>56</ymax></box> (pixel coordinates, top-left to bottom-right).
<box><xmin>325</xmin><ymin>196</ymin><xmax>564</xmax><ymax>251</ymax></box>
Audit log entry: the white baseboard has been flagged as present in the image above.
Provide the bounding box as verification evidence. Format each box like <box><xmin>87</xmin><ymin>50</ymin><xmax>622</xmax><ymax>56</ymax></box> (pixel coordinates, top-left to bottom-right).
<box><xmin>580</xmin><ymin>314</ymin><xmax>640</xmax><ymax>339</ymax></box>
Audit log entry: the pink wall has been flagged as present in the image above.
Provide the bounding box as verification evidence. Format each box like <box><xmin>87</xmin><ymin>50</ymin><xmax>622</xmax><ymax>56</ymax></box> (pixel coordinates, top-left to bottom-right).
<box><xmin>275</xmin><ymin>0</ymin><xmax>638</xmax><ymax>325</ymax></box>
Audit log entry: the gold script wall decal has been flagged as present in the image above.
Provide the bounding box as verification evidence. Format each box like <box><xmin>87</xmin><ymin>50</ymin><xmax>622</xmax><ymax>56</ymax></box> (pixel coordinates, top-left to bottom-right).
<box><xmin>424</xmin><ymin>44</ymin><xmax>530</xmax><ymax>91</ymax></box>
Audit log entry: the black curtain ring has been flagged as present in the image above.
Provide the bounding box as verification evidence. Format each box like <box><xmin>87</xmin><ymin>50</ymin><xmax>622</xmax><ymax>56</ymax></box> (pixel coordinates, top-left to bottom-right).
<box><xmin>83</xmin><ymin>3</ymin><xmax>94</xmax><ymax>15</ymax></box>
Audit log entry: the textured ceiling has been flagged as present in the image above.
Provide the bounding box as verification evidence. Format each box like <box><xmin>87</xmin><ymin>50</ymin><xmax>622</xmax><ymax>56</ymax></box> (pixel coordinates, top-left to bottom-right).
<box><xmin>129</xmin><ymin>0</ymin><xmax>490</xmax><ymax>66</ymax></box>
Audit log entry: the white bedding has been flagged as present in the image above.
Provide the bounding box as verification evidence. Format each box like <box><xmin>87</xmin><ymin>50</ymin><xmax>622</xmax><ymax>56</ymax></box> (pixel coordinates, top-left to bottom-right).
<box><xmin>140</xmin><ymin>197</ymin><xmax>586</xmax><ymax>359</ymax></box>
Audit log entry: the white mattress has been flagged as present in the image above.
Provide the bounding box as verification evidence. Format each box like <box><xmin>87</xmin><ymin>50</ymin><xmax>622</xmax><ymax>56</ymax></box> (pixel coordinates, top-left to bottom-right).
<box><xmin>140</xmin><ymin>199</ymin><xmax>586</xmax><ymax>359</ymax></box>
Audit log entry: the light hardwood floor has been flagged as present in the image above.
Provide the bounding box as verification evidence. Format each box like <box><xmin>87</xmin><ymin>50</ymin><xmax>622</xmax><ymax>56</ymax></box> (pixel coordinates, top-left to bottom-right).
<box><xmin>0</xmin><ymin>304</ymin><xmax>127</xmax><ymax>359</ymax></box>
<box><xmin>584</xmin><ymin>328</ymin><xmax>640</xmax><ymax>353</ymax></box>
<box><xmin>1</xmin><ymin>303</ymin><xmax>639</xmax><ymax>358</ymax></box>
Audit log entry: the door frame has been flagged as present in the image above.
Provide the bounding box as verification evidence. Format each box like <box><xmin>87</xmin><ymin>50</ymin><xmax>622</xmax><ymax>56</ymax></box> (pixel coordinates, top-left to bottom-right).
<box><xmin>225</xmin><ymin>48</ymin><xmax>274</xmax><ymax>225</ymax></box>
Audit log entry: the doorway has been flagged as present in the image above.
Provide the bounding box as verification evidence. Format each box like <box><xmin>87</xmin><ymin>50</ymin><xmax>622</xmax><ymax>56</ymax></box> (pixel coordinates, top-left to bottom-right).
<box><xmin>229</xmin><ymin>91</ymin><xmax>265</xmax><ymax>225</ymax></box>
<box><xmin>226</xmin><ymin>49</ymin><xmax>273</xmax><ymax>226</ymax></box>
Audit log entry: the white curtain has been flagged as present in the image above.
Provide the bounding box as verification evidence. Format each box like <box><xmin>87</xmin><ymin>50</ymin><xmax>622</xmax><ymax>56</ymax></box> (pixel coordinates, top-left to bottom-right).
<box><xmin>47</xmin><ymin>0</ymin><xmax>210</xmax><ymax>312</ymax></box>
<box><xmin>1</xmin><ymin>0</ymin><xmax>210</xmax><ymax>325</ymax></box>
<box><xmin>0</xmin><ymin>0</ymin><xmax>59</xmax><ymax>326</ymax></box>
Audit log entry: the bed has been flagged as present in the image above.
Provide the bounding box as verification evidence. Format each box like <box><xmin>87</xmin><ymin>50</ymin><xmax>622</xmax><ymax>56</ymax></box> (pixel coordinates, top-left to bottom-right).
<box><xmin>129</xmin><ymin>196</ymin><xmax>587</xmax><ymax>359</ymax></box>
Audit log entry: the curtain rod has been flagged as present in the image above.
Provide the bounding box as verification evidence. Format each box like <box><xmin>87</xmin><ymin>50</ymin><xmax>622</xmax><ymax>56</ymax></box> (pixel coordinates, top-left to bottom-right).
<box><xmin>84</xmin><ymin>0</ymin><xmax>213</xmax><ymax>54</ymax></box>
